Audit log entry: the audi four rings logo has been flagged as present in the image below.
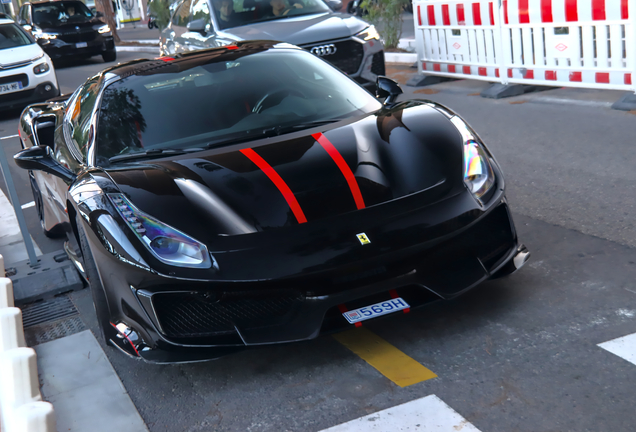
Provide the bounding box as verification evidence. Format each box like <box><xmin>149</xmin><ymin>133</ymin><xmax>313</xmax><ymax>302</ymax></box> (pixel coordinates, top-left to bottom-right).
<box><xmin>311</xmin><ymin>44</ymin><xmax>337</xmax><ymax>56</ymax></box>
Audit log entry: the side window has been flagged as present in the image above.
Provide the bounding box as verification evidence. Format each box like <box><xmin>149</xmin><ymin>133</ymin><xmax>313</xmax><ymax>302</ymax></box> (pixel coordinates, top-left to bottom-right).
<box><xmin>191</xmin><ymin>0</ymin><xmax>210</xmax><ymax>26</ymax></box>
<box><xmin>172</xmin><ymin>0</ymin><xmax>193</xmax><ymax>26</ymax></box>
<box><xmin>65</xmin><ymin>78</ymin><xmax>100</xmax><ymax>161</ymax></box>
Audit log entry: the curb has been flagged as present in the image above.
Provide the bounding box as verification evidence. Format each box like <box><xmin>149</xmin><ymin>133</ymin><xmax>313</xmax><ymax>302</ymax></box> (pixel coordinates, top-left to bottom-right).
<box><xmin>116</xmin><ymin>45</ymin><xmax>161</xmax><ymax>54</ymax></box>
<box><xmin>385</xmin><ymin>52</ymin><xmax>417</xmax><ymax>64</ymax></box>
<box><xmin>0</xmin><ymin>254</ymin><xmax>56</xmax><ymax>432</ymax></box>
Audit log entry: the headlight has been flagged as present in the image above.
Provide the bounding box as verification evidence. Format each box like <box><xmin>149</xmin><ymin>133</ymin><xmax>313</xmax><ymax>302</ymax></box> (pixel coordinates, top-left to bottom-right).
<box><xmin>450</xmin><ymin>116</ymin><xmax>496</xmax><ymax>201</ymax></box>
<box><xmin>97</xmin><ymin>25</ymin><xmax>111</xmax><ymax>34</ymax></box>
<box><xmin>463</xmin><ymin>140</ymin><xmax>495</xmax><ymax>199</ymax></box>
<box><xmin>355</xmin><ymin>25</ymin><xmax>380</xmax><ymax>41</ymax></box>
<box><xmin>33</xmin><ymin>62</ymin><xmax>50</xmax><ymax>74</ymax></box>
<box><xmin>32</xmin><ymin>28</ymin><xmax>57</xmax><ymax>39</ymax></box>
<box><xmin>109</xmin><ymin>194</ymin><xmax>212</xmax><ymax>269</ymax></box>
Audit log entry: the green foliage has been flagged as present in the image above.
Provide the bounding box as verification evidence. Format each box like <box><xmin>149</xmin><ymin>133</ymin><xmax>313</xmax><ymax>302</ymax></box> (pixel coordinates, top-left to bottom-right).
<box><xmin>359</xmin><ymin>0</ymin><xmax>407</xmax><ymax>49</ymax></box>
<box><xmin>149</xmin><ymin>0</ymin><xmax>172</xmax><ymax>30</ymax></box>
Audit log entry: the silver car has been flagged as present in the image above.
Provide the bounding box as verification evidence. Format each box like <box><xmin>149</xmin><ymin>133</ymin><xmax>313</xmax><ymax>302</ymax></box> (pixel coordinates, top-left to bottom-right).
<box><xmin>160</xmin><ymin>0</ymin><xmax>385</xmax><ymax>87</ymax></box>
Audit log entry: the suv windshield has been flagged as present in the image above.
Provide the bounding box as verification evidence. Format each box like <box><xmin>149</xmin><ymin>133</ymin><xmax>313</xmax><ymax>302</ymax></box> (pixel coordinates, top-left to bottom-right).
<box><xmin>32</xmin><ymin>1</ymin><xmax>93</xmax><ymax>26</ymax></box>
<box><xmin>0</xmin><ymin>23</ymin><xmax>34</xmax><ymax>50</ymax></box>
<box><xmin>96</xmin><ymin>49</ymin><xmax>381</xmax><ymax>163</ymax></box>
<box><xmin>212</xmin><ymin>0</ymin><xmax>330</xmax><ymax>30</ymax></box>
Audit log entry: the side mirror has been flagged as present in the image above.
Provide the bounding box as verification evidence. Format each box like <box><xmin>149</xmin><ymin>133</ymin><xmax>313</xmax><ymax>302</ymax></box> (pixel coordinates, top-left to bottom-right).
<box><xmin>95</xmin><ymin>10</ymin><xmax>104</xmax><ymax>17</ymax></box>
<box><xmin>187</xmin><ymin>18</ymin><xmax>207</xmax><ymax>34</ymax></box>
<box><xmin>18</xmin><ymin>18</ymin><xmax>27</xmax><ymax>25</ymax></box>
<box><xmin>14</xmin><ymin>146</ymin><xmax>76</xmax><ymax>184</ymax></box>
<box><xmin>325</xmin><ymin>0</ymin><xmax>342</xmax><ymax>10</ymax></box>
<box><xmin>37</xmin><ymin>38</ymin><xmax>50</xmax><ymax>46</ymax></box>
<box><xmin>376</xmin><ymin>76</ymin><xmax>403</xmax><ymax>105</ymax></box>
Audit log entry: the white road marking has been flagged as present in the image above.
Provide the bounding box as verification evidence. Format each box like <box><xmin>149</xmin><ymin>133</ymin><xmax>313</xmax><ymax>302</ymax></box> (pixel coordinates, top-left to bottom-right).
<box><xmin>0</xmin><ymin>185</ymin><xmax>42</xmax><ymax>262</ymax></box>
<box><xmin>0</xmin><ymin>183</ymin><xmax>20</xmax><ymax>239</ymax></box>
<box><xmin>318</xmin><ymin>395</ymin><xmax>481</xmax><ymax>432</ymax></box>
<box><xmin>598</xmin><ymin>332</ymin><xmax>636</xmax><ymax>366</ymax></box>
<box><xmin>21</xmin><ymin>201</ymin><xmax>35</xmax><ymax>209</ymax></box>
<box><xmin>0</xmin><ymin>134</ymin><xmax>19</xmax><ymax>140</ymax></box>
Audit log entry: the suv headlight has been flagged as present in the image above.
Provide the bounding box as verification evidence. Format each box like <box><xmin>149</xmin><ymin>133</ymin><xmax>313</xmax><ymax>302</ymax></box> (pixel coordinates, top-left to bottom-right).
<box><xmin>109</xmin><ymin>194</ymin><xmax>212</xmax><ymax>269</ymax></box>
<box><xmin>355</xmin><ymin>25</ymin><xmax>380</xmax><ymax>41</ymax></box>
<box><xmin>97</xmin><ymin>24</ymin><xmax>111</xmax><ymax>35</ymax></box>
<box><xmin>450</xmin><ymin>116</ymin><xmax>496</xmax><ymax>201</ymax></box>
<box><xmin>32</xmin><ymin>28</ymin><xmax>57</xmax><ymax>39</ymax></box>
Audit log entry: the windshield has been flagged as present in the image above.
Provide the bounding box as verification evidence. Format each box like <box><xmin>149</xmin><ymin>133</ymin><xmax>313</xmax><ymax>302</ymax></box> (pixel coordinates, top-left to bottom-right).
<box><xmin>96</xmin><ymin>49</ymin><xmax>381</xmax><ymax>163</ymax></box>
<box><xmin>32</xmin><ymin>1</ymin><xmax>93</xmax><ymax>26</ymax></box>
<box><xmin>0</xmin><ymin>23</ymin><xmax>34</xmax><ymax>50</ymax></box>
<box><xmin>212</xmin><ymin>0</ymin><xmax>331</xmax><ymax>30</ymax></box>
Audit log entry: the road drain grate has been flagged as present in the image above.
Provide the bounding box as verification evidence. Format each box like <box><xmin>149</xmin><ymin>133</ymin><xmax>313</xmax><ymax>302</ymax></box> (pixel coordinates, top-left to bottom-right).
<box><xmin>21</xmin><ymin>295</ymin><xmax>79</xmax><ymax>328</ymax></box>
<box><xmin>24</xmin><ymin>316</ymin><xmax>87</xmax><ymax>346</ymax></box>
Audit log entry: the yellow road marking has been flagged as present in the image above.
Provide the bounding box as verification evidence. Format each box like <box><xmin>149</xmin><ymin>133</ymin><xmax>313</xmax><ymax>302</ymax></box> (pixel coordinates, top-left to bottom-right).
<box><xmin>333</xmin><ymin>327</ymin><xmax>437</xmax><ymax>388</ymax></box>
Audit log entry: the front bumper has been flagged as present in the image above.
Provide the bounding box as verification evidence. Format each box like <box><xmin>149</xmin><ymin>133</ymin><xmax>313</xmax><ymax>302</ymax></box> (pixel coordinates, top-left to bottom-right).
<box><xmin>84</xmin><ymin>182</ymin><xmax>524</xmax><ymax>363</ymax></box>
<box><xmin>0</xmin><ymin>60</ymin><xmax>59</xmax><ymax>110</ymax></box>
<box><xmin>299</xmin><ymin>37</ymin><xmax>385</xmax><ymax>88</ymax></box>
<box><xmin>42</xmin><ymin>36</ymin><xmax>115</xmax><ymax>59</ymax></box>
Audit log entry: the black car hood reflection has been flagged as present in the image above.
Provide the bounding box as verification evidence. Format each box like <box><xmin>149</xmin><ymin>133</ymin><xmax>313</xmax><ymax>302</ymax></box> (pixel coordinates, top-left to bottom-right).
<box><xmin>225</xmin><ymin>13</ymin><xmax>367</xmax><ymax>46</ymax></box>
<box><xmin>105</xmin><ymin>103</ymin><xmax>464</xmax><ymax>243</ymax></box>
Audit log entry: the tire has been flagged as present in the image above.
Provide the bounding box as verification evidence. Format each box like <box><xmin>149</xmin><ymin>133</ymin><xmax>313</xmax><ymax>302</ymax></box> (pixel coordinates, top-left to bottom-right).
<box><xmin>29</xmin><ymin>172</ymin><xmax>65</xmax><ymax>238</ymax></box>
<box><xmin>102</xmin><ymin>49</ymin><xmax>117</xmax><ymax>63</ymax></box>
<box><xmin>346</xmin><ymin>1</ymin><xmax>354</xmax><ymax>13</ymax></box>
<box><xmin>76</xmin><ymin>216</ymin><xmax>113</xmax><ymax>344</ymax></box>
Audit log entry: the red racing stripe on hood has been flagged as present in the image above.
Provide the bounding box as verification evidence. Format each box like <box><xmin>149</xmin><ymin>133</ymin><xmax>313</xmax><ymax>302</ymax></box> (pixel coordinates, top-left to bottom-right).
<box><xmin>312</xmin><ymin>132</ymin><xmax>366</xmax><ymax>210</ymax></box>
<box><xmin>240</xmin><ymin>148</ymin><xmax>307</xmax><ymax>224</ymax></box>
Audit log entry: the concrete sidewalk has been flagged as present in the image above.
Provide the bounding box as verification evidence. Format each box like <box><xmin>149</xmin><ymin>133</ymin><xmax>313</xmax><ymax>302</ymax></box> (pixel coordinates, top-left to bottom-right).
<box><xmin>0</xmin><ymin>184</ymin><xmax>148</xmax><ymax>432</ymax></box>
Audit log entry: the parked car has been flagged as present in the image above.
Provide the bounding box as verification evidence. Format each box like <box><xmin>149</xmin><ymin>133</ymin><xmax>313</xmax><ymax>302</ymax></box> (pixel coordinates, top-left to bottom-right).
<box><xmin>0</xmin><ymin>15</ymin><xmax>59</xmax><ymax>111</ymax></box>
<box><xmin>160</xmin><ymin>0</ymin><xmax>385</xmax><ymax>88</ymax></box>
<box><xmin>17</xmin><ymin>0</ymin><xmax>116</xmax><ymax>62</ymax></box>
<box><xmin>14</xmin><ymin>42</ymin><xmax>529</xmax><ymax>363</ymax></box>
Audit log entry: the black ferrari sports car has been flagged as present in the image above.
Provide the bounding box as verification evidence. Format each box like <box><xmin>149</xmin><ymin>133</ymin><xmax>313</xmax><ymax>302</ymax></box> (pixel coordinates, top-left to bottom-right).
<box><xmin>15</xmin><ymin>41</ymin><xmax>529</xmax><ymax>363</ymax></box>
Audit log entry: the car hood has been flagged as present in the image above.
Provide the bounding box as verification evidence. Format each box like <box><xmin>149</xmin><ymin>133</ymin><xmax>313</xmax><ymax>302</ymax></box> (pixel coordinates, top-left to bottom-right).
<box><xmin>0</xmin><ymin>43</ymin><xmax>44</xmax><ymax>66</ymax></box>
<box><xmin>223</xmin><ymin>13</ymin><xmax>368</xmax><ymax>45</ymax></box>
<box><xmin>38</xmin><ymin>17</ymin><xmax>104</xmax><ymax>32</ymax></box>
<box><xmin>105</xmin><ymin>102</ymin><xmax>464</xmax><ymax>243</ymax></box>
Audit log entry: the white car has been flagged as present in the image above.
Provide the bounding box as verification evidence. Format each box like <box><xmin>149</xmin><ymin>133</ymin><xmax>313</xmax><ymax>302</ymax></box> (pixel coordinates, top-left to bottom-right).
<box><xmin>0</xmin><ymin>15</ymin><xmax>59</xmax><ymax>111</ymax></box>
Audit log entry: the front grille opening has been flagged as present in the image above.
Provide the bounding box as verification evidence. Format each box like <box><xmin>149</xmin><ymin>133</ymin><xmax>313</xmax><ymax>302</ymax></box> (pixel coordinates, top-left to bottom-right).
<box><xmin>152</xmin><ymin>290</ymin><xmax>305</xmax><ymax>338</ymax></box>
<box><xmin>303</xmin><ymin>39</ymin><xmax>364</xmax><ymax>75</ymax></box>
<box><xmin>320</xmin><ymin>285</ymin><xmax>441</xmax><ymax>334</ymax></box>
<box><xmin>371</xmin><ymin>51</ymin><xmax>386</xmax><ymax>76</ymax></box>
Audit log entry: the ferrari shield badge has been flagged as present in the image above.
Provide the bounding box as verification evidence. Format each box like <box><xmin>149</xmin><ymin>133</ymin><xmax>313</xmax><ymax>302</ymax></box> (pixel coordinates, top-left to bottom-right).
<box><xmin>356</xmin><ymin>233</ymin><xmax>371</xmax><ymax>245</ymax></box>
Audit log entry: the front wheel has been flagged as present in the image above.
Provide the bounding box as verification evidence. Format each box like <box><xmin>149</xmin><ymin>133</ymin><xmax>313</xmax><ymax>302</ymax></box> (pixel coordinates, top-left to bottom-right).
<box><xmin>102</xmin><ymin>49</ymin><xmax>117</xmax><ymax>62</ymax></box>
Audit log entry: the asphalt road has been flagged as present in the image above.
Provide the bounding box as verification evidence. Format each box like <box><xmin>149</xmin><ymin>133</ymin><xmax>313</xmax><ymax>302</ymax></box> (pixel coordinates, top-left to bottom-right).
<box><xmin>2</xmin><ymin>54</ymin><xmax>636</xmax><ymax>431</ymax></box>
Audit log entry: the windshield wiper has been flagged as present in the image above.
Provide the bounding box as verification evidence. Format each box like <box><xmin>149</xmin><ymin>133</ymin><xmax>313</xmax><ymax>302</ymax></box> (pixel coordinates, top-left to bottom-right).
<box><xmin>261</xmin><ymin>119</ymin><xmax>342</xmax><ymax>137</ymax></box>
<box><xmin>108</xmin><ymin>147</ymin><xmax>203</xmax><ymax>163</ymax></box>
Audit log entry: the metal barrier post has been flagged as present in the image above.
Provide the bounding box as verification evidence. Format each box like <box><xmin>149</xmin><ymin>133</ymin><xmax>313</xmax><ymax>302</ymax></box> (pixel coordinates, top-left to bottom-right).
<box><xmin>0</xmin><ymin>138</ymin><xmax>39</xmax><ymax>267</ymax></box>
<box><xmin>630</xmin><ymin>0</ymin><xmax>636</xmax><ymax>94</ymax></box>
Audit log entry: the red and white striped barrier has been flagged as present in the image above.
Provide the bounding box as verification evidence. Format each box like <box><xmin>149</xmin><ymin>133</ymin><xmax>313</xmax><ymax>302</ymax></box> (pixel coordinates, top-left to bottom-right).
<box><xmin>0</xmin><ymin>254</ymin><xmax>57</xmax><ymax>432</ymax></box>
<box><xmin>414</xmin><ymin>0</ymin><xmax>636</xmax><ymax>92</ymax></box>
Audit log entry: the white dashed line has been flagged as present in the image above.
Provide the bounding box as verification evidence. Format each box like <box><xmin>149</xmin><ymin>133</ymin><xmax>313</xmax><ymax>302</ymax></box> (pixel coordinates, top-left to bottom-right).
<box><xmin>0</xmin><ymin>134</ymin><xmax>18</xmax><ymax>140</ymax></box>
<box><xmin>21</xmin><ymin>201</ymin><xmax>35</xmax><ymax>209</ymax></box>
<box><xmin>599</xmin><ymin>333</ymin><xmax>636</xmax><ymax>366</ymax></box>
<box><xmin>319</xmin><ymin>395</ymin><xmax>481</xmax><ymax>432</ymax></box>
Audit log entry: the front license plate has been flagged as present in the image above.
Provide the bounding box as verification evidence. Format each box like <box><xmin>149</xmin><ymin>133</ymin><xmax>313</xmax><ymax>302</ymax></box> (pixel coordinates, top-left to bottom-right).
<box><xmin>343</xmin><ymin>297</ymin><xmax>410</xmax><ymax>324</ymax></box>
<box><xmin>0</xmin><ymin>81</ymin><xmax>23</xmax><ymax>95</ymax></box>
<box><xmin>76</xmin><ymin>42</ymin><xmax>88</xmax><ymax>48</ymax></box>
